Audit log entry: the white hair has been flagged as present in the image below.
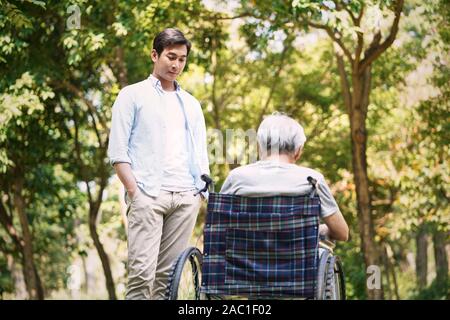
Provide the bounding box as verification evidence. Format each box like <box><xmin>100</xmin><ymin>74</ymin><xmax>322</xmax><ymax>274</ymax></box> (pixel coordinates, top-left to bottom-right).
<box><xmin>257</xmin><ymin>112</ymin><xmax>307</xmax><ymax>157</ymax></box>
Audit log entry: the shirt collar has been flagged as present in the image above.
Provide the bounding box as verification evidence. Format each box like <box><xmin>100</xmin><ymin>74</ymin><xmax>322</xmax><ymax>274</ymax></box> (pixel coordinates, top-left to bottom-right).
<box><xmin>149</xmin><ymin>74</ymin><xmax>181</xmax><ymax>93</ymax></box>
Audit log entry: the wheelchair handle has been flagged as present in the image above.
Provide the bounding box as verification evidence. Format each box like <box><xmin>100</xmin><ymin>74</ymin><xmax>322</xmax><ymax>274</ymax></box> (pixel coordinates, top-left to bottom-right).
<box><xmin>194</xmin><ymin>174</ymin><xmax>215</xmax><ymax>196</ymax></box>
<box><xmin>319</xmin><ymin>234</ymin><xmax>336</xmax><ymax>250</ymax></box>
<box><xmin>307</xmin><ymin>176</ymin><xmax>318</xmax><ymax>198</ymax></box>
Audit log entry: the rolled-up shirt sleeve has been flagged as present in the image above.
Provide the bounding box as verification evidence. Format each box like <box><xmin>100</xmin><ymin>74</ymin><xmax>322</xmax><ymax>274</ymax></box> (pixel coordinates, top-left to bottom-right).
<box><xmin>317</xmin><ymin>175</ymin><xmax>340</xmax><ymax>218</ymax></box>
<box><xmin>107</xmin><ymin>88</ymin><xmax>134</xmax><ymax>166</ymax></box>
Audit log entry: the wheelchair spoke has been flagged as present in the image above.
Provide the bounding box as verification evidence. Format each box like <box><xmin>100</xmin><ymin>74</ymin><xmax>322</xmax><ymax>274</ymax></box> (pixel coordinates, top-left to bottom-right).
<box><xmin>167</xmin><ymin>247</ymin><xmax>203</xmax><ymax>300</ymax></box>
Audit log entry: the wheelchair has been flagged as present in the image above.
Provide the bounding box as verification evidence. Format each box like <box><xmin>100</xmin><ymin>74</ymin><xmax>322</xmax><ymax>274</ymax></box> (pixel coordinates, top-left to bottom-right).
<box><xmin>166</xmin><ymin>175</ymin><xmax>346</xmax><ymax>300</ymax></box>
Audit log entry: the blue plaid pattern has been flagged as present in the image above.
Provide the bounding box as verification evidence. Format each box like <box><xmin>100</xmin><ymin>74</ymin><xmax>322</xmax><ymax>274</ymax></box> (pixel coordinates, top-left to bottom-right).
<box><xmin>201</xmin><ymin>193</ymin><xmax>320</xmax><ymax>298</ymax></box>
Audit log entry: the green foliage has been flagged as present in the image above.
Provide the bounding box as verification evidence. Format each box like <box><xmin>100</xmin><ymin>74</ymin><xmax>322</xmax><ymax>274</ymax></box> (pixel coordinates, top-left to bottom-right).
<box><xmin>0</xmin><ymin>0</ymin><xmax>448</xmax><ymax>299</ymax></box>
<box><xmin>0</xmin><ymin>97</ymin><xmax>84</xmax><ymax>294</ymax></box>
<box><xmin>413</xmin><ymin>278</ymin><xmax>450</xmax><ymax>300</ymax></box>
<box><xmin>335</xmin><ymin>240</ymin><xmax>368</xmax><ymax>299</ymax></box>
<box><xmin>0</xmin><ymin>256</ymin><xmax>14</xmax><ymax>297</ymax></box>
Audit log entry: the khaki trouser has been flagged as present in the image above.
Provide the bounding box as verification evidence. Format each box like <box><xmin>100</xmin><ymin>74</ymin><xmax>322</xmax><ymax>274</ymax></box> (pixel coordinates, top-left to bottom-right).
<box><xmin>125</xmin><ymin>189</ymin><xmax>201</xmax><ymax>300</ymax></box>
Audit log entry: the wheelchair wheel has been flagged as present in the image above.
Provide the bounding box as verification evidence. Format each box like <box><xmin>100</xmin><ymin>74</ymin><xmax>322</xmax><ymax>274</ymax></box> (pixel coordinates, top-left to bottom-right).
<box><xmin>334</xmin><ymin>256</ymin><xmax>346</xmax><ymax>300</ymax></box>
<box><xmin>166</xmin><ymin>247</ymin><xmax>203</xmax><ymax>300</ymax></box>
<box><xmin>324</xmin><ymin>256</ymin><xmax>346</xmax><ymax>300</ymax></box>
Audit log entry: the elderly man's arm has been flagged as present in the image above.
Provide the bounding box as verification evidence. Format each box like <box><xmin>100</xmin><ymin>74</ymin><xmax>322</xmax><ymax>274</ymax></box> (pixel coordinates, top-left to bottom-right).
<box><xmin>220</xmin><ymin>173</ymin><xmax>234</xmax><ymax>194</ymax></box>
<box><xmin>321</xmin><ymin>211</ymin><xmax>349</xmax><ymax>241</ymax></box>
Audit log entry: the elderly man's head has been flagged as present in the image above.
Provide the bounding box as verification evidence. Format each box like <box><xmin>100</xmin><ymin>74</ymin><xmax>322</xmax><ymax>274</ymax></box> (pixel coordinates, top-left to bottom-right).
<box><xmin>257</xmin><ymin>112</ymin><xmax>307</xmax><ymax>161</ymax></box>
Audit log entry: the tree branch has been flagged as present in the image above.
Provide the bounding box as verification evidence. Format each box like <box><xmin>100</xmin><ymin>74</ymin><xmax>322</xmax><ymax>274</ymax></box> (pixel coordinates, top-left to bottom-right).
<box><xmin>342</xmin><ymin>4</ymin><xmax>358</xmax><ymax>25</ymax></box>
<box><xmin>257</xmin><ymin>35</ymin><xmax>293</xmax><ymax>124</ymax></box>
<box><xmin>353</xmin><ymin>5</ymin><xmax>365</xmax><ymax>65</ymax></box>
<box><xmin>93</xmin><ymin>146</ymin><xmax>109</xmax><ymax>220</ymax></box>
<box><xmin>0</xmin><ymin>200</ymin><xmax>24</xmax><ymax>251</ymax></box>
<box><xmin>357</xmin><ymin>5</ymin><xmax>364</xmax><ymax>25</ymax></box>
<box><xmin>61</xmin><ymin>80</ymin><xmax>108</xmax><ymax>131</ymax></box>
<box><xmin>92</xmin><ymin>173</ymin><xmax>107</xmax><ymax>223</ymax></box>
<box><xmin>336</xmin><ymin>53</ymin><xmax>352</xmax><ymax>113</ymax></box>
<box><xmin>113</xmin><ymin>47</ymin><xmax>128</xmax><ymax>88</ymax></box>
<box><xmin>360</xmin><ymin>66</ymin><xmax>372</xmax><ymax>114</ymax></box>
<box><xmin>354</xmin><ymin>33</ymin><xmax>364</xmax><ymax>67</ymax></box>
<box><xmin>306</xmin><ymin>21</ymin><xmax>354</xmax><ymax>63</ymax></box>
<box><xmin>307</xmin><ymin>112</ymin><xmax>337</xmax><ymax>143</ymax></box>
<box><xmin>63</xmin><ymin>81</ymin><xmax>105</xmax><ymax>148</ymax></box>
<box><xmin>2</xmin><ymin>193</ymin><xmax>14</xmax><ymax>222</ymax></box>
<box><xmin>0</xmin><ymin>237</ymin><xmax>15</xmax><ymax>255</ymax></box>
<box><xmin>203</xmin><ymin>12</ymin><xmax>252</xmax><ymax>21</ymax></box>
<box><xmin>358</xmin><ymin>0</ymin><xmax>404</xmax><ymax>73</ymax></box>
<box><xmin>210</xmin><ymin>37</ymin><xmax>221</xmax><ymax>130</ymax></box>
<box><xmin>73</xmin><ymin>113</ymin><xmax>93</xmax><ymax>205</ymax></box>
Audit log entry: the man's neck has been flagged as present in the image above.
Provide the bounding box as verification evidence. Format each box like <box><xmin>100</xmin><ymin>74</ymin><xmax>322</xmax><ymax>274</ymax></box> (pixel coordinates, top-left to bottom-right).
<box><xmin>263</xmin><ymin>154</ymin><xmax>296</xmax><ymax>164</ymax></box>
<box><xmin>152</xmin><ymin>73</ymin><xmax>176</xmax><ymax>91</ymax></box>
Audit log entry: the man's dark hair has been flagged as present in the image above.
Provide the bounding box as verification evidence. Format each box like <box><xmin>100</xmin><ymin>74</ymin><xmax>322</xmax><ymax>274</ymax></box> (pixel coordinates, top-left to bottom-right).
<box><xmin>153</xmin><ymin>28</ymin><xmax>192</xmax><ymax>56</ymax></box>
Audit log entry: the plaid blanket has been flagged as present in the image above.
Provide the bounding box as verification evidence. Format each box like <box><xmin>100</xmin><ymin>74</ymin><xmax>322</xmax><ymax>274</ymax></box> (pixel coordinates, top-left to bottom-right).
<box><xmin>201</xmin><ymin>193</ymin><xmax>320</xmax><ymax>298</ymax></box>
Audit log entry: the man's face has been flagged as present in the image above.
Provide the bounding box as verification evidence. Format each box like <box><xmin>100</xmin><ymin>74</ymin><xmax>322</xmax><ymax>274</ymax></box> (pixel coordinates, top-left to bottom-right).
<box><xmin>151</xmin><ymin>44</ymin><xmax>188</xmax><ymax>83</ymax></box>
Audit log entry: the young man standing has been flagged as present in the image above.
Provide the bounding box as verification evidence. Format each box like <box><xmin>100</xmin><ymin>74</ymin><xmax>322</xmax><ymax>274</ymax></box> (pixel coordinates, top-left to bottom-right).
<box><xmin>107</xmin><ymin>28</ymin><xmax>209</xmax><ymax>300</ymax></box>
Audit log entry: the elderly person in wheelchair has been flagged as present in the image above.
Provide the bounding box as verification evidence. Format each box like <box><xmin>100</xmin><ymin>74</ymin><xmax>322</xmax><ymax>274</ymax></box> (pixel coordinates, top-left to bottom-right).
<box><xmin>221</xmin><ymin>112</ymin><xmax>349</xmax><ymax>243</ymax></box>
<box><xmin>166</xmin><ymin>112</ymin><xmax>349</xmax><ymax>300</ymax></box>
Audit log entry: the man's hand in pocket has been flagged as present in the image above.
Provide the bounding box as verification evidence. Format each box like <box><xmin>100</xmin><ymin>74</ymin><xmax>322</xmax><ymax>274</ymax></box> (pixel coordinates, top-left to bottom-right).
<box><xmin>128</xmin><ymin>187</ymin><xmax>140</xmax><ymax>201</ymax></box>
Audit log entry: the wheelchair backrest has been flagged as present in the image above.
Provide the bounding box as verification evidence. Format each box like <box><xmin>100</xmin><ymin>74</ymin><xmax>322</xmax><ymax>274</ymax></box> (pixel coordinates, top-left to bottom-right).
<box><xmin>201</xmin><ymin>193</ymin><xmax>320</xmax><ymax>298</ymax></box>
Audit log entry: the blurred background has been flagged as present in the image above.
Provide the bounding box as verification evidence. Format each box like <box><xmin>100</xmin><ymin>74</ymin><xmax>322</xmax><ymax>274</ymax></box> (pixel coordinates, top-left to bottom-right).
<box><xmin>0</xmin><ymin>0</ymin><xmax>448</xmax><ymax>300</ymax></box>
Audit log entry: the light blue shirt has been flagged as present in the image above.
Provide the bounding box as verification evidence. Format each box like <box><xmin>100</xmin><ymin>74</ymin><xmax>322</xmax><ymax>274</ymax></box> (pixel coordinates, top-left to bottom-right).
<box><xmin>107</xmin><ymin>75</ymin><xmax>210</xmax><ymax>197</ymax></box>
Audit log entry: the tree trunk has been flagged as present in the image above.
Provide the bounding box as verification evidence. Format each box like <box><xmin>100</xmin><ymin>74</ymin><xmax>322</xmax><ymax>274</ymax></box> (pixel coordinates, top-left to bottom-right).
<box><xmin>7</xmin><ymin>254</ymin><xmax>27</xmax><ymax>299</ymax></box>
<box><xmin>350</xmin><ymin>67</ymin><xmax>384</xmax><ymax>300</ymax></box>
<box><xmin>115</xmin><ymin>47</ymin><xmax>128</xmax><ymax>88</ymax></box>
<box><xmin>385</xmin><ymin>243</ymin><xmax>400</xmax><ymax>299</ymax></box>
<box><xmin>415</xmin><ymin>226</ymin><xmax>428</xmax><ymax>289</ymax></box>
<box><xmin>89</xmin><ymin>210</ymin><xmax>117</xmax><ymax>300</ymax></box>
<box><xmin>81</xmin><ymin>255</ymin><xmax>89</xmax><ymax>295</ymax></box>
<box><xmin>73</xmin><ymin>109</ymin><xmax>116</xmax><ymax>299</ymax></box>
<box><xmin>13</xmin><ymin>178</ymin><xmax>44</xmax><ymax>300</ymax></box>
<box><xmin>381</xmin><ymin>246</ymin><xmax>392</xmax><ymax>299</ymax></box>
<box><xmin>432</xmin><ymin>230</ymin><xmax>449</xmax><ymax>286</ymax></box>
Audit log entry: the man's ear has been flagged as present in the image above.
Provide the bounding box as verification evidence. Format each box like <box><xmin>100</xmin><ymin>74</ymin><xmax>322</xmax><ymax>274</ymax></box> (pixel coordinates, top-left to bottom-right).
<box><xmin>151</xmin><ymin>49</ymin><xmax>158</xmax><ymax>63</ymax></box>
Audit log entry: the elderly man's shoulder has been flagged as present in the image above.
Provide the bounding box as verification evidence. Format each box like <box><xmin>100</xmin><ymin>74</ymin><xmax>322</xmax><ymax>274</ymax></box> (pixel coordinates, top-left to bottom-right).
<box><xmin>228</xmin><ymin>163</ymin><xmax>261</xmax><ymax>177</ymax></box>
<box><xmin>295</xmin><ymin>165</ymin><xmax>325</xmax><ymax>179</ymax></box>
<box><xmin>228</xmin><ymin>162</ymin><xmax>325</xmax><ymax>181</ymax></box>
